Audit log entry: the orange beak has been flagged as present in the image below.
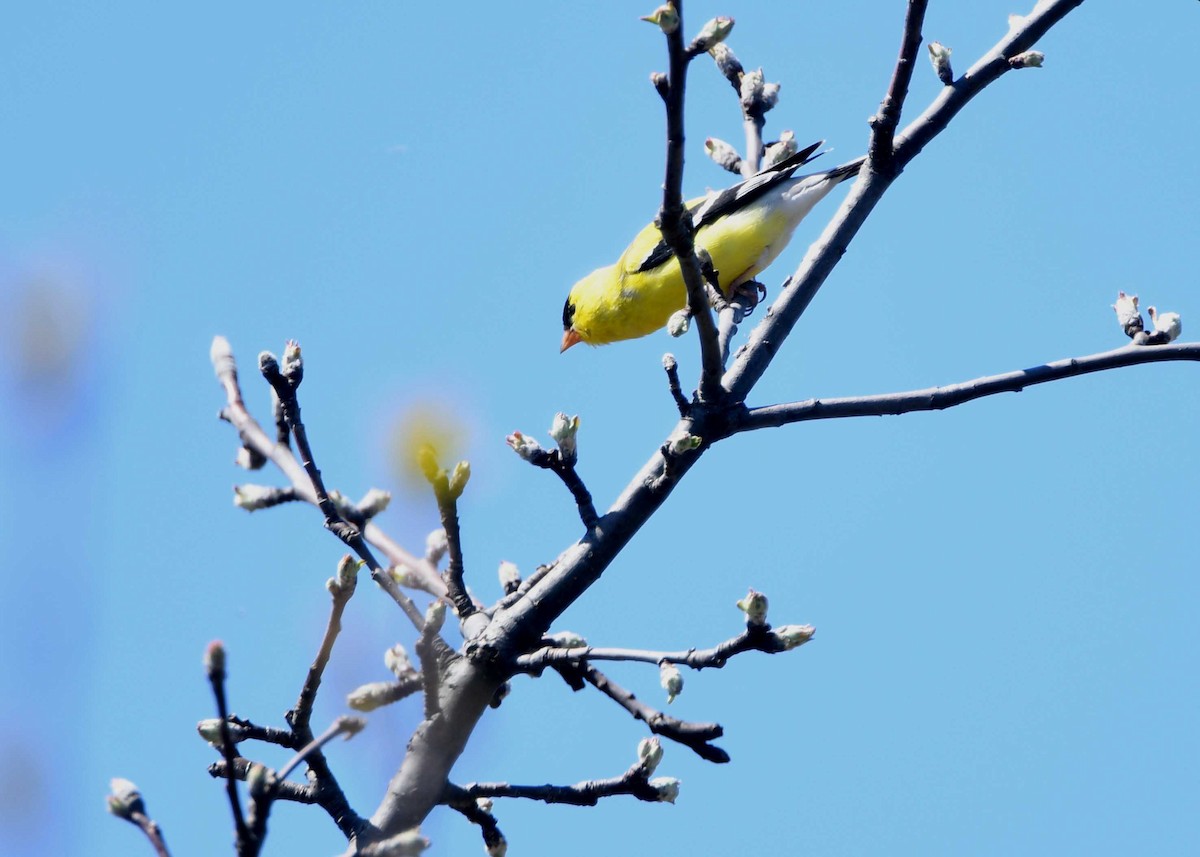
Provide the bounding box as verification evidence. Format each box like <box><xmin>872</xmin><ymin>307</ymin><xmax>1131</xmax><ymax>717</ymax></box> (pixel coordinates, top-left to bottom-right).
<box><xmin>560</xmin><ymin>328</ymin><xmax>583</xmax><ymax>353</ymax></box>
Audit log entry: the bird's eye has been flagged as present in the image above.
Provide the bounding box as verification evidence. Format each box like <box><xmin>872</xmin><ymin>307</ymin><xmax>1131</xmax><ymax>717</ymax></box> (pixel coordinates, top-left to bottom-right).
<box><xmin>562</xmin><ymin>299</ymin><xmax>576</xmax><ymax>329</ymax></box>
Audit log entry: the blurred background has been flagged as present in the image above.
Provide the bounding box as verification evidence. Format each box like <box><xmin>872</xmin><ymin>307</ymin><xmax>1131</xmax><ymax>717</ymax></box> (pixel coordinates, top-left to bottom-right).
<box><xmin>2</xmin><ymin>2</ymin><xmax>1197</xmax><ymax>854</ymax></box>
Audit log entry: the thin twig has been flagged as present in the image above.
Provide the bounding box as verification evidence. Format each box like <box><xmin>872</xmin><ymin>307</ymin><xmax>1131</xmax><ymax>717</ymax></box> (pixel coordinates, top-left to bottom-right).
<box><xmin>736</xmin><ymin>342</ymin><xmax>1200</xmax><ymax>433</ymax></box>
<box><xmin>226</xmin><ymin>716</ymin><xmax>299</xmax><ymax>749</ymax></box>
<box><xmin>210</xmin><ymin>336</ymin><xmax>445</xmax><ymax>600</ymax></box>
<box><xmin>443</xmin><ymin>794</ymin><xmax>506</xmax><ymax>856</ymax></box>
<box><xmin>128</xmin><ymin>812</ymin><xmax>171</xmax><ymax>857</ymax></box>
<box><xmin>511</xmin><ymin>447</ymin><xmax>600</xmax><ymax>531</ymax></box>
<box><xmin>422</xmin><ymin>463</ymin><xmax>475</xmax><ymax>619</ymax></box>
<box><xmin>516</xmin><ymin>624</ymin><xmax>784</xmax><ymax>671</ymax></box>
<box><xmin>662</xmin><ymin>354</ymin><xmax>691</xmax><ymax>416</ymax></box>
<box><xmin>657</xmin><ymin>0</ymin><xmax>724</xmax><ymax>402</ymax></box>
<box><xmin>275</xmin><ymin>717</ymin><xmax>366</xmax><ymax>787</ymax></box>
<box><xmin>258</xmin><ymin>346</ymin><xmax>427</xmax><ymax>633</ymax></box>
<box><xmin>446</xmin><ymin>759</ymin><xmax>663</xmax><ymax>807</ymax></box>
<box><xmin>209</xmin><ymin>759</ymin><xmax>317</xmax><ymax>804</ymax></box>
<box><xmin>108</xmin><ymin>781</ymin><xmax>172</xmax><ymax>857</ymax></box>
<box><xmin>868</xmin><ymin>0</ymin><xmax>929</xmax><ymax>173</ymax></box>
<box><xmin>205</xmin><ymin>645</ymin><xmax>249</xmax><ymax>846</ymax></box>
<box><xmin>289</xmin><ymin>559</ymin><xmax>357</xmax><ymax>735</ymax></box>
<box><xmin>723</xmin><ymin>0</ymin><xmax>1087</xmax><ymax>402</ymax></box>
<box><xmin>580</xmin><ymin>664</ymin><xmax>728</xmax><ymax>763</ymax></box>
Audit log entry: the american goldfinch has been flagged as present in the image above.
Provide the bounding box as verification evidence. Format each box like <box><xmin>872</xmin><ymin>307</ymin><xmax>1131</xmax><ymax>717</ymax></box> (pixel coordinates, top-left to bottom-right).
<box><xmin>560</xmin><ymin>141</ymin><xmax>863</xmax><ymax>351</ymax></box>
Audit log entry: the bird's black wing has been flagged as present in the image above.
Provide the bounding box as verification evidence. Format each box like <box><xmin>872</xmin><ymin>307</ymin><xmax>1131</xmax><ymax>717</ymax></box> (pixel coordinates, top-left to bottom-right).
<box><xmin>631</xmin><ymin>140</ymin><xmax>825</xmax><ymax>275</ymax></box>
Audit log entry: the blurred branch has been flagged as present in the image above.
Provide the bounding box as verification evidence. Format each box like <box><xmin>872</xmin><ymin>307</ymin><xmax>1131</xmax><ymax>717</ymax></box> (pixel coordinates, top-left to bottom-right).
<box><xmin>736</xmin><ymin>342</ymin><xmax>1200</xmax><ymax>432</ymax></box>
<box><xmin>107</xmin><ymin>779</ymin><xmax>172</xmax><ymax>857</ymax></box>
<box><xmin>211</xmin><ymin>336</ymin><xmax>446</xmax><ymax>602</ymax></box>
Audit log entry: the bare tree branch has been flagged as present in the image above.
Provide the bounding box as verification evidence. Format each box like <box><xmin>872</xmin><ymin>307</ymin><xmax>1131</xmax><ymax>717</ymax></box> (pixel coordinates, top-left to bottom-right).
<box><xmin>445</xmin><ymin>750</ymin><xmax>675</xmax><ymax>808</ymax></box>
<box><xmin>723</xmin><ymin>0</ymin><xmax>1087</xmax><ymax>402</ymax></box>
<box><xmin>736</xmin><ymin>342</ymin><xmax>1200</xmax><ymax>432</ymax></box>
<box><xmin>577</xmin><ymin>664</ymin><xmax>729</xmax><ymax>764</ymax></box>
<box><xmin>516</xmin><ymin>622</ymin><xmax>800</xmax><ymax>670</ymax></box>
<box><xmin>868</xmin><ymin>0</ymin><xmax>929</xmax><ymax>173</ymax></box>
<box><xmin>210</xmin><ymin>336</ymin><xmax>446</xmax><ymax>601</ymax></box>
<box><xmin>107</xmin><ymin>779</ymin><xmax>172</xmax><ymax>857</ymax></box>
<box><xmin>208</xmin><ymin>759</ymin><xmax>317</xmax><ymax>804</ymax></box>
<box><xmin>655</xmin><ymin>0</ymin><xmax>724</xmax><ymax>401</ymax></box>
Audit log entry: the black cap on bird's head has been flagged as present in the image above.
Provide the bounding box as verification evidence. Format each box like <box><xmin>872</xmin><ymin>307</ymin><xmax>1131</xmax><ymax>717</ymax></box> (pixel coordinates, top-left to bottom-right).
<box><xmin>561</xmin><ymin>298</ymin><xmax>582</xmax><ymax>352</ymax></box>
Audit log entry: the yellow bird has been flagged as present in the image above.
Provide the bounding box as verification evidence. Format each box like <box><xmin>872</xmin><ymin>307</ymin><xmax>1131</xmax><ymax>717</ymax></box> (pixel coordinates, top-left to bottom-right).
<box><xmin>561</xmin><ymin>141</ymin><xmax>863</xmax><ymax>351</ymax></box>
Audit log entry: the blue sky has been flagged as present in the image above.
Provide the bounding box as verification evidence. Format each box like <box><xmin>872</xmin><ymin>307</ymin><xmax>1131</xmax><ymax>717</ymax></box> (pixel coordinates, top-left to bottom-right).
<box><xmin>2</xmin><ymin>2</ymin><xmax>1197</xmax><ymax>855</ymax></box>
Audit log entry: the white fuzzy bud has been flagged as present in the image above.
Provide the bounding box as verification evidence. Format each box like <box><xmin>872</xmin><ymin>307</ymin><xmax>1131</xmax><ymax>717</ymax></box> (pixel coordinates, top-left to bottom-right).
<box><xmin>548</xmin><ymin>412</ymin><xmax>580</xmax><ymax>462</ymax></box>
<box><xmin>347</xmin><ymin>681</ymin><xmax>400</xmax><ymax>712</ymax></box>
<box><xmin>357</xmin><ymin>487</ymin><xmax>392</xmax><ymax>519</ymax></box>
<box><xmin>1148</xmin><ymin>307</ymin><xmax>1182</xmax><ymax>343</ymax></box>
<box><xmin>773</xmin><ymin>624</ymin><xmax>816</xmax><ymax>650</ymax></box>
<box><xmin>498</xmin><ymin>561</ymin><xmax>522</xmax><ymax>593</ymax></box>
<box><xmin>668</xmin><ymin>433</ymin><xmax>703</xmax><ymax>455</ymax></box>
<box><xmin>232</xmin><ymin>483</ymin><xmax>277</xmax><ymax>511</ymax></box>
<box><xmin>106</xmin><ymin>778</ymin><xmax>144</xmax><ymax>819</ymax></box>
<box><xmin>1112</xmin><ymin>291</ymin><xmax>1143</xmax><ymax>338</ymax></box>
<box><xmin>546</xmin><ymin>630</ymin><xmax>587</xmax><ymax>649</ymax></box>
<box><xmin>704</xmin><ymin>137</ymin><xmax>742</xmax><ymax>173</ymax></box>
<box><xmin>505</xmin><ymin>431</ymin><xmax>544</xmax><ymax>461</ymax></box>
<box><xmin>667</xmin><ymin>309</ymin><xmax>691</xmax><ymax>337</ymax></box>
<box><xmin>650</xmin><ymin>776</ymin><xmax>681</xmax><ymax>803</ymax></box>
<box><xmin>691</xmin><ymin>16</ymin><xmax>734</xmax><ymax>53</ymax></box>
<box><xmin>736</xmin><ymin>588</ymin><xmax>769</xmax><ymax>625</ymax></box>
<box><xmin>638</xmin><ymin>737</ymin><xmax>664</xmax><ymax>775</ymax></box>
<box><xmin>425</xmin><ymin>529</ymin><xmax>449</xmax><ymax>563</ymax></box>
<box><xmin>659</xmin><ymin>661</ymin><xmax>683</xmax><ymax>704</ymax></box>
<box><xmin>197</xmin><ymin>718</ymin><xmax>247</xmax><ymax>748</ymax></box>
<box><xmin>1009</xmin><ymin>50</ymin><xmax>1044</xmax><ymax>68</ymax></box>
<box><xmin>385</xmin><ymin>644</ymin><xmax>416</xmax><ymax>678</ymax></box>
<box><xmin>927</xmin><ymin>41</ymin><xmax>954</xmax><ymax>85</ymax></box>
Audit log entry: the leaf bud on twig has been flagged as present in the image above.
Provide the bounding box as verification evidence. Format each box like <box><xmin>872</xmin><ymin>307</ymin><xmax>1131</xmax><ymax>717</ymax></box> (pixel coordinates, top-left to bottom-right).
<box><xmin>204</xmin><ymin>640</ymin><xmax>226</xmax><ymax>678</ymax></box>
<box><xmin>1147</xmin><ymin>307</ymin><xmax>1182</xmax><ymax>343</ymax></box>
<box><xmin>708</xmin><ymin>42</ymin><xmax>743</xmax><ymax>80</ymax></box>
<box><xmin>650</xmin><ymin>776</ymin><xmax>681</xmax><ymax>803</ymax></box>
<box><xmin>927</xmin><ymin>41</ymin><xmax>954</xmax><ymax>85</ymax></box>
<box><xmin>1009</xmin><ymin>50</ymin><xmax>1044</xmax><ymax>68</ymax></box>
<box><xmin>659</xmin><ymin>660</ymin><xmax>683</xmax><ymax>703</ymax></box>
<box><xmin>736</xmin><ymin>588</ymin><xmax>769</xmax><ymax>625</ymax></box>
<box><xmin>498</xmin><ymin>560</ymin><xmax>522</xmax><ymax>593</ymax></box>
<box><xmin>772</xmin><ymin>624</ymin><xmax>816</xmax><ymax>650</ymax></box>
<box><xmin>347</xmin><ymin>681</ymin><xmax>401</xmax><ymax>712</ymax></box>
<box><xmin>446</xmin><ymin>460</ymin><xmax>471</xmax><ymax>499</ymax></box>
<box><xmin>689</xmin><ymin>16</ymin><xmax>734</xmax><ymax>53</ymax></box>
<box><xmin>641</xmin><ymin>3</ymin><xmax>679</xmax><ymax>34</ymax></box>
<box><xmin>667</xmin><ymin>309</ymin><xmax>691</xmax><ymax>337</ymax></box>
<box><xmin>505</xmin><ymin>431</ymin><xmax>544</xmax><ymax>461</ymax></box>
<box><xmin>638</xmin><ymin>737</ymin><xmax>665</xmax><ymax>775</ymax></box>
<box><xmin>1112</xmin><ymin>291</ymin><xmax>1143</xmax><ymax>338</ymax></box>
<box><xmin>281</xmin><ymin>339</ymin><xmax>303</xmax><ymax>385</ymax></box>
<box><xmin>385</xmin><ymin>644</ymin><xmax>416</xmax><ymax>679</ymax></box>
<box><xmin>705</xmin><ymin>136</ymin><xmax>743</xmax><ymax>173</ymax></box>
<box><xmin>549</xmin><ymin>412</ymin><xmax>581</xmax><ymax>463</ymax></box>
<box><xmin>546</xmin><ymin>630</ymin><xmax>588</xmax><ymax>649</ymax></box>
